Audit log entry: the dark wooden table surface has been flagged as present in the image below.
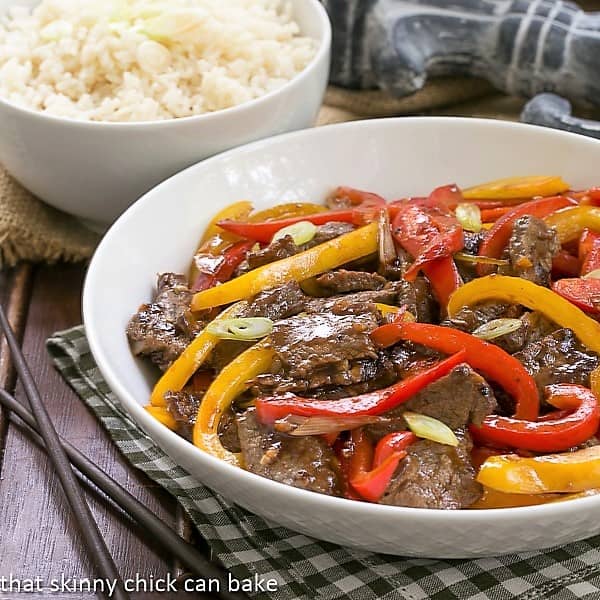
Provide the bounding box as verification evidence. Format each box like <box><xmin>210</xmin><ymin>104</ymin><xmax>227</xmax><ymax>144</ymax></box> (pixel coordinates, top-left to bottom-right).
<box><xmin>0</xmin><ymin>263</ymin><xmax>211</xmax><ymax>599</ymax></box>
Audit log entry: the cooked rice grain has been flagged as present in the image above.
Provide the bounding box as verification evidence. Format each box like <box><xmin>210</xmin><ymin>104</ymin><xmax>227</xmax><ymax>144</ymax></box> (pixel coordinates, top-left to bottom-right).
<box><xmin>0</xmin><ymin>0</ymin><xmax>317</xmax><ymax>122</ymax></box>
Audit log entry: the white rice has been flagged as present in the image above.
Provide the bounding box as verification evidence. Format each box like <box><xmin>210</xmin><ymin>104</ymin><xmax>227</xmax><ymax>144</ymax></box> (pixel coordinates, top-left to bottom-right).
<box><xmin>0</xmin><ymin>0</ymin><xmax>317</xmax><ymax>122</ymax></box>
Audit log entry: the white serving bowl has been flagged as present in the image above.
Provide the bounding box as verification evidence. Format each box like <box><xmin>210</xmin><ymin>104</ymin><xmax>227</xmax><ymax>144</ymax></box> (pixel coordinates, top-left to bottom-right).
<box><xmin>0</xmin><ymin>0</ymin><xmax>330</xmax><ymax>230</ymax></box>
<box><xmin>84</xmin><ymin>117</ymin><xmax>600</xmax><ymax>557</ymax></box>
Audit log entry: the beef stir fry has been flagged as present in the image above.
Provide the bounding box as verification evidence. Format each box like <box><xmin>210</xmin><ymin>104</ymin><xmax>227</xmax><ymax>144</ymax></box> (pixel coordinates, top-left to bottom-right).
<box><xmin>128</xmin><ymin>176</ymin><xmax>600</xmax><ymax>509</ymax></box>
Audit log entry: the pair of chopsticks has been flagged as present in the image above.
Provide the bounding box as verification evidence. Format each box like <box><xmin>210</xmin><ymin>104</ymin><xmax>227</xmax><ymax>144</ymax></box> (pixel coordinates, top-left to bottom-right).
<box><xmin>0</xmin><ymin>304</ymin><xmax>249</xmax><ymax>600</ymax></box>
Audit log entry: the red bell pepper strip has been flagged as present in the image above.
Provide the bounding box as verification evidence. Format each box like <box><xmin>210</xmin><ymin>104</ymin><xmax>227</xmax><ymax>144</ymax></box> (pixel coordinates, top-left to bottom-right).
<box><xmin>255</xmin><ymin>350</ymin><xmax>467</xmax><ymax>424</ymax></box>
<box><xmin>219</xmin><ymin>187</ymin><xmax>386</xmax><ymax>243</ymax></box>
<box><xmin>372</xmin><ymin>431</ymin><xmax>417</xmax><ymax>468</ymax></box>
<box><xmin>391</xmin><ymin>204</ymin><xmax>463</xmax><ymax>308</ymax></box>
<box><xmin>191</xmin><ymin>240</ymin><xmax>254</xmax><ymax>292</ymax></box>
<box><xmin>347</xmin><ymin>428</ymin><xmax>373</xmax><ymax>481</ymax></box>
<box><xmin>572</xmin><ymin>188</ymin><xmax>600</xmax><ymax>205</ymax></box>
<box><xmin>464</xmin><ymin>197</ymin><xmax>532</xmax><ymax>209</ymax></box>
<box><xmin>217</xmin><ymin>211</ymin><xmax>355</xmax><ymax>243</ymax></box>
<box><xmin>392</xmin><ymin>202</ymin><xmax>464</xmax><ymax>280</ymax></box>
<box><xmin>350</xmin><ymin>452</ymin><xmax>405</xmax><ymax>502</ymax></box>
<box><xmin>371</xmin><ymin>322</ymin><xmax>540</xmax><ymax>421</ymax></box>
<box><xmin>421</xmin><ymin>258</ymin><xmax>463</xmax><ymax>309</ymax></box>
<box><xmin>480</xmin><ymin>206</ymin><xmax>515</xmax><ymax>222</ymax></box>
<box><xmin>552</xmin><ymin>278</ymin><xmax>600</xmax><ymax>315</ymax></box>
<box><xmin>424</xmin><ymin>184</ymin><xmax>464</xmax><ymax>210</ymax></box>
<box><xmin>552</xmin><ymin>249</ymin><xmax>581</xmax><ymax>278</ymax></box>
<box><xmin>346</xmin><ymin>428</ymin><xmax>405</xmax><ymax>502</ymax></box>
<box><xmin>579</xmin><ymin>229</ymin><xmax>600</xmax><ymax>275</ymax></box>
<box><xmin>470</xmin><ymin>384</ymin><xmax>600</xmax><ymax>452</ymax></box>
<box><xmin>387</xmin><ymin>184</ymin><xmax>462</xmax><ymax>217</ymax></box>
<box><xmin>328</xmin><ymin>186</ymin><xmax>387</xmax><ymax>209</ymax></box>
<box><xmin>477</xmin><ymin>195</ymin><xmax>577</xmax><ymax>275</ymax></box>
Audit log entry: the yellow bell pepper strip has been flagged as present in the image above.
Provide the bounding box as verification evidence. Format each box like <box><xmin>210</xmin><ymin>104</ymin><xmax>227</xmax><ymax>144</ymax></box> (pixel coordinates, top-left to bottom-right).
<box><xmin>447</xmin><ymin>275</ymin><xmax>600</xmax><ymax>354</ymax></box>
<box><xmin>471</xmin><ymin>383</ymin><xmax>600</xmax><ymax>452</ymax></box>
<box><xmin>193</xmin><ymin>342</ymin><xmax>274</xmax><ymax>466</ymax></box>
<box><xmin>544</xmin><ymin>205</ymin><xmax>600</xmax><ymax>244</ymax></box>
<box><xmin>145</xmin><ymin>405</ymin><xmax>177</xmax><ymax>430</ymax></box>
<box><xmin>189</xmin><ymin>201</ymin><xmax>253</xmax><ymax>285</ymax></box>
<box><xmin>248</xmin><ymin>202</ymin><xmax>327</xmax><ymax>222</ymax></box>
<box><xmin>150</xmin><ymin>302</ymin><xmax>245</xmax><ymax>407</ymax></box>
<box><xmin>200</xmin><ymin>200</ymin><xmax>253</xmax><ymax>245</ymax></box>
<box><xmin>462</xmin><ymin>175</ymin><xmax>570</xmax><ymax>200</ymax></box>
<box><xmin>469</xmin><ymin>487</ymin><xmax>562</xmax><ymax>509</ymax></box>
<box><xmin>477</xmin><ymin>444</ymin><xmax>600</xmax><ymax>495</ymax></box>
<box><xmin>592</xmin><ymin>365</ymin><xmax>600</xmax><ymax>399</ymax></box>
<box><xmin>376</xmin><ymin>303</ymin><xmax>401</xmax><ymax>317</ymax></box>
<box><xmin>191</xmin><ymin>223</ymin><xmax>379</xmax><ymax>311</ymax></box>
<box><xmin>550</xmin><ymin>489</ymin><xmax>600</xmax><ymax>502</ymax></box>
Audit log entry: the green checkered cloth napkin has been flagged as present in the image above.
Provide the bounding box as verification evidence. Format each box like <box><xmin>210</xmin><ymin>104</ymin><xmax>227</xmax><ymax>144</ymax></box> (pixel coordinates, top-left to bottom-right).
<box><xmin>47</xmin><ymin>326</ymin><xmax>600</xmax><ymax>600</ymax></box>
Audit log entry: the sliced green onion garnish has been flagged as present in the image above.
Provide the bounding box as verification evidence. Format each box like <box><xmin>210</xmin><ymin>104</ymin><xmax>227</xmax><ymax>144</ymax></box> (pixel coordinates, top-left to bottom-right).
<box><xmin>583</xmin><ymin>269</ymin><xmax>600</xmax><ymax>280</ymax></box>
<box><xmin>272</xmin><ymin>220</ymin><xmax>317</xmax><ymax>246</ymax></box>
<box><xmin>206</xmin><ymin>317</ymin><xmax>273</xmax><ymax>341</ymax></box>
<box><xmin>403</xmin><ymin>412</ymin><xmax>459</xmax><ymax>447</ymax></box>
<box><xmin>454</xmin><ymin>252</ymin><xmax>509</xmax><ymax>266</ymax></box>
<box><xmin>455</xmin><ymin>203</ymin><xmax>482</xmax><ymax>233</ymax></box>
<box><xmin>472</xmin><ymin>318</ymin><xmax>522</xmax><ymax>340</ymax></box>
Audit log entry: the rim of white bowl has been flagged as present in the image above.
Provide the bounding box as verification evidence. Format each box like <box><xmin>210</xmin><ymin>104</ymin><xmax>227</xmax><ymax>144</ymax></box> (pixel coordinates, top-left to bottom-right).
<box><xmin>84</xmin><ymin>116</ymin><xmax>600</xmax><ymax>524</ymax></box>
<box><xmin>0</xmin><ymin>0</ymin><xmax>331</xmax><ymax>129</ymax></box>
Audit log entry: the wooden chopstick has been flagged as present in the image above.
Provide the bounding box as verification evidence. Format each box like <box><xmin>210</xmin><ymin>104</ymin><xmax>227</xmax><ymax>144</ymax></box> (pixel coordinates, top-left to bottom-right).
<box><xmin>0</xmin><ymin>305</ymin><xmax>130</xmax><ymax>600</ymax></box>
<box><xmin>0</xmin><ymin>386</ymin><xmax>250</xmax><ymax>600</ymax></box>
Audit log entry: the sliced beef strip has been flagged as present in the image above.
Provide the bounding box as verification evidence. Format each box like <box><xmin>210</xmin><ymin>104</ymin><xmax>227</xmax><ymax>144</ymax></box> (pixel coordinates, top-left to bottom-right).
<box><xmin>463</xmin><ymin>231</ymin><xmax>486</xmax><ymax>255</ymax></box>
<box><xmin>244</xmin><ymin>279</ymin><xmax>418</xmax><ymax>329</ymax></box>
<box><xmin>456</xmin><ymin>231</ymin><xmax>487</xmax><ymax>282</ymax></box>
<box><xmin>403</xmin><ymin>364</ymin><xmax>496</xmax><ymax>428</ymax></box>
<box><xmin>246</xmin><ymin>235</ymin><xmax>298</xmax><ymax>270</ymax></box>
<box><xmin>315</xmin><ymin>270</ymin><xmax>386</xmax><ymax>295</ymax></box>
<box><xmin>365</xmin><ymin>364</ymin><xmax>497</xmax><ymax>440</ymax></box>
<box><xmin>253</xmin><ymin>307</ymin><xmax>381</xmax><ymax>395</ymax></box>
<box><xmin>218</xmin><ymin>408</ymin><xmax>242</xmax><ymax>453</ymax></box>
<box><xmin>389</xmin><ymin>343</ymin><xmax>444</xmax><ymax>377</ymax></box>
<box><xmin>395</xmin><ymin>277</ymin><xmax>437</xmax><ymax>323</ymax></box>
<box><xmin>445</xmin><ymin>301</ymin><xmax>523</xmax><ymax>333</ymax></box>
<box><xmin>236</xmin><ymin>409</ymin><xmax>341</xmax><ymax>496</ymax></box>
<box><xmin>165</xmin><ymin>391</ymin><xmax>241</xmax><ymax>451</ymax></box>
<box><xmin>308</xmin><ymin>354</ymin><xmax>397</xmax><ymax>400</ymax></box>
<box><xmin>491</xmin><ymin>311</ymin><xmax>557</xmax><ymax>354</ymax></box>
<box><xmin>127</xmin><ymin>273</ymin><xmax>201</xmax><ymax>371</ymax></box>
<box><xmin>208</xmin><ymin>339</ymin><xmax>253</xmax><ymax>372</ymax></box>
<box><xmin>380</xmin><ymin>431</ymin><xmax>482</xmax><ymax>509</ymax></box>
<box><xmin>515</xmin><ymin>328</ymin><xmax>600</xmax><ymax>398</ymax></box>
<box><xmin>239</xmin><ymin>222</ymin><xmax>356</xmax><ymax>273</ymax></box>
<box><xmin>445</xmin><ymin>302</ymin><xmax>556</xmax><ymax>354</ymax></box>
<box><xmin>505</xmin><ymin>215</ymin><xmax>559</xmax><ymax>286</ymax></box>
<box><xmin>311</xmin><ymin>221</ymin><xmax>355</xmax><ymax>245</ymax></box>
<box><xmin>164</xmin><ymin>390</ymin><xmax>201</xmax><ymax>441</ymax></box>
<box><xmin>304</xmin><ymin>286</ymin><xmax>400</xmax><ymax>314</ymax></box>
<box><xmin>243</xmin><ymin>281</ymin><xmax>309</xmax><ymax>321</ymax></box>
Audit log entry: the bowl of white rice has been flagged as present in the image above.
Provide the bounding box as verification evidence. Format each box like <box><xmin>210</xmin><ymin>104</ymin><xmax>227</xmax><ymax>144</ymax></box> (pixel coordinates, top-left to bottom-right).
<box><xmin>0</xmin><ymin>0</ymin><xmax>331</xmax><ymax>227</ymax></box>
